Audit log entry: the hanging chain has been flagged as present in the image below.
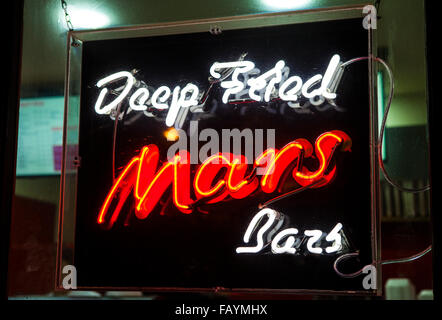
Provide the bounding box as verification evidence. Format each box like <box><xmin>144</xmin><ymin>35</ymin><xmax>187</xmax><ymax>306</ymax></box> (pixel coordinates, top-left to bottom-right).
<box><xmin>61</xmin><ymin>0</ymin><xmax>81</xmax><ymax>46</ymax></box>
<box><xmin>61</xmin><ymin>0</ymin><xmax>74</xmax><ymax>31</ymax></box>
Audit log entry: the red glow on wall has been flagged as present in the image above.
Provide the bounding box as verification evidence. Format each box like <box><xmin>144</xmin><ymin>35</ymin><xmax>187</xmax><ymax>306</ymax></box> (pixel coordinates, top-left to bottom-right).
<box><xmin>98</xmin><ymin>130</ymin><xmax>352</xmax><ymax>229</ymax></box>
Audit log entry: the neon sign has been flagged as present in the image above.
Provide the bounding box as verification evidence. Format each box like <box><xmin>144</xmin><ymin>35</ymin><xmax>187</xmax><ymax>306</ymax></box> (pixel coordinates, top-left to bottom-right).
<box><xmin>236</xmin><ymin>208</ymin><xmax>344</xmax><ymax>255</ymax></box>
<box><xmin>94</xmin><ymin>55</ymin><xmax>343</xmax><ymax>127</ymax></box>
<box><xmin>68</xmin><ymin>15</ymin><xmax>377</xmax><ymax>292</ymax></box>
<box><xmin>97</xmin><ymin>130</ymin><xmax>351</xmax><ymax>229</ymax></box>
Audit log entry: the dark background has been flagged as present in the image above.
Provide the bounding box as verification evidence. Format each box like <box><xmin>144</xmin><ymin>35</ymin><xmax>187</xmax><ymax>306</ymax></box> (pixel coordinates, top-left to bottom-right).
<box><xmin>75</xmin><ymin>18</ymin><xmax>374</xmax><ymax>292</ymax></box>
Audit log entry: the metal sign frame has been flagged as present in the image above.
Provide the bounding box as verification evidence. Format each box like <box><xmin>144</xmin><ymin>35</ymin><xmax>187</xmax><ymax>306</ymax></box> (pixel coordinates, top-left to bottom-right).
<box><xmin>56</xmin><ymin>4</ymin><xmax>381</xmax><ymax>296</ymax></box>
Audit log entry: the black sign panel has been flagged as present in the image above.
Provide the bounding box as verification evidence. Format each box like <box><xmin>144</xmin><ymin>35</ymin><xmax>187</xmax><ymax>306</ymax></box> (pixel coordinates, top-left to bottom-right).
<box><xmin>73</xmin><ymin>17</ymin><xmax>377</xmax><ymax>293</ymax></box>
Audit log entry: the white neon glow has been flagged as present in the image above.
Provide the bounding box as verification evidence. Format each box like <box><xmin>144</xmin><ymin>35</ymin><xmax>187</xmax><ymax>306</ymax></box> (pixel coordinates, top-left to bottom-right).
<box><xmin>165</xmin><ymin>84</ymin><xmax>200</xmax><ymax>127</ymax></box>
<box><xmin>301</xmin><ymin>74</ymin><xmax>323</xmax><ymax>99</ymax></box>
<box><xmin>179</xmin><ymin>83</ymin><xmax>200</xmax><ymax>108</ymax></box>
<box><xmin>236</xmin><ymin>208</ymin><xmax>278</xmax><ymax>254</ymax></box>
<box><xmin>211</xmin><ymin>61</ymin><xmax>255</xmax><ymax>104</ymax></box>
<box><xmin>271</xmin><ymin>228</ymin><xmax>298</xmax><ymax>254</ymax></box>
<box><xmin>300</xmin><ymin>55</ymin><xmax>341</xmax><ymax>100</ymax></box>
<box><xmin>237</xmin><ymin>209</ymin><xmax>346</xmax><ymax>256</ymax></box>
<box><xmin>261</xmin><ymin>0</ymin><xmax>311</xmax><ymax>10</ymax></box>
<box><xmin>310</xmin><ymin>95</ymin><xmax>325</xmax><ymax>106</ymax></box>
<box><xmin>233</xmin><ymin>67</ymin><xmax>261</xmax><ymax>100</ymax></box>
<box><xmin>129</xmin><ymin>88</ymin><xmax>149</xmax><ymax>111</ymax></box>
<box><xmin>304</xmin><ymin>230</ymin><xmax>323</xmax><ymax>254</ymax></box>
<box><xmin>95</xmin><ymin>71</ymin><xmax>135</xmax><ymax>115</ymax></box>
<box><xmin>320</xmin><ymin>54</ymin><xmax>341</xmax><ymax>99</ymax></box>
<box><xmin>247</xmin><ymin>60</ymin><xmax>285</xmax><ymax>102</ymax></box>
<box><xmin>94</xmin><ymin>55</ymin><xmax>342</xmax><ymax>126</ymax></box>
<box><xmin>165</xmin><ymin>86</ymin><xmax>181</xmax><ymax>127</ymax></box>
<box><xmin>151</xmin><ymin>86</ymin><xmax>171</xmax><ymax>110</ymax></box>
<box><xmin>279</xmin><ymin>76</ymin><xmax>303</xmax><ymax>101</ymax></box>
<box><xmin>325</xmin><ymin>223</ymin><xmax>343</xmax><ymax>253</ymax></box>
<box><xmin>266</xmin><ymin>216</ymin><xmax>284</xmax><ymax>242</ymax></box>
<box><xmin>60</xmin><ymin>6</ymin><xmax>110</xmax><ymax>30</ymax></box>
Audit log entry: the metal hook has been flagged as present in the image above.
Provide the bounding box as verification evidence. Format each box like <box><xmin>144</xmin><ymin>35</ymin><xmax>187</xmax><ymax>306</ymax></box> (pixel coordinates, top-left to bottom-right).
<box><xmin>209</xmin><ymin>25</ymin><xmax>222</xmax><ymax>35</ymax></box>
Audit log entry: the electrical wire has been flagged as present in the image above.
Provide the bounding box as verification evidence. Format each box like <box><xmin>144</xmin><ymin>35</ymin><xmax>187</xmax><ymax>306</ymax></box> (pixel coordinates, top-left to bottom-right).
<box><xmin>381</xmin><ymin>245</ymin><xmax>432</xmax><ymax>265</ymax></box>
<box><xmin>333</xmin><ymin>252</ymin><xmax>364</xmax><ymax>278</ymax></box>
<box><xmin>259</xmin><ymin>178</ymin><xmax>326</xmax><ymax>209</ymax></box>
<box><xmin>333</xmin><ymin>56</ymin><xmax>432</xmax><ymax>278</ymax></box>
<box><xmin>112</xmin><ymin>102</ymin><xmax>123</xmax><ymax>182</ymax></box>
<box><xmin>342</xmin><ymin>56</ymin><xmax>431</xmax><ymax>193</ymax></box>
<box><xmin>334</xmin><ymin>245</ymin><xmax>433</xmax><ymax>279</ymax></box>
